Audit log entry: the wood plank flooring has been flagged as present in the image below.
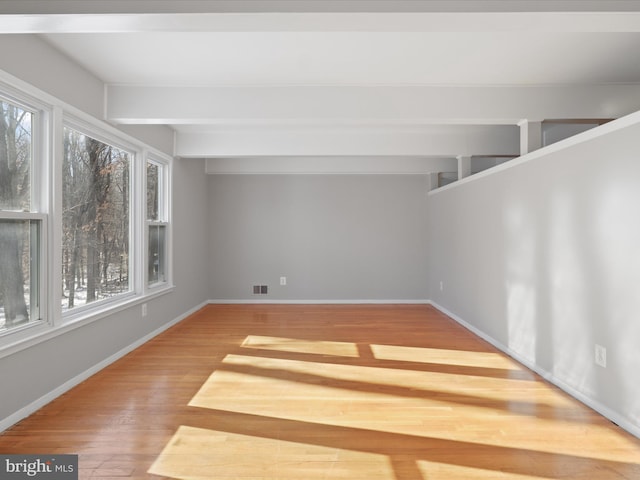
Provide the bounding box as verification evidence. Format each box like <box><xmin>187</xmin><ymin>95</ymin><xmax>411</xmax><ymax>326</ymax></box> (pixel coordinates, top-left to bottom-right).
<box><xmin>1</xmin><ymin>304</ymin><xmax>639</xmax><ymax>479</ymax></box>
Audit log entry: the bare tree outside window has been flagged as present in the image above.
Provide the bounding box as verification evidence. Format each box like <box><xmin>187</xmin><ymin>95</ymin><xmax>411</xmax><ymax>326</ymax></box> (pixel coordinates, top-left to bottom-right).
<box><xmin>2</xmin><ymin>90</ymin><xmax>171</xmax><ymax>334</ymax></box>
<box><xmin>147</xmin><ymin>162</ymin><xmax>159</xmax><ymax>221</ymax></box>
<box><xmin>62</xmin><ymin>127</ymin><xmax>130</xmax><ymax>310</ymax></box>
<box><xmin>0</xmin><ymin>99</ymin><xmax>33</xmax><ymax>330</ymax></box>
<box><xmin>147</xmin><ymin>161</ymin><xmax>167</xmax><ymax>285</ymax></box>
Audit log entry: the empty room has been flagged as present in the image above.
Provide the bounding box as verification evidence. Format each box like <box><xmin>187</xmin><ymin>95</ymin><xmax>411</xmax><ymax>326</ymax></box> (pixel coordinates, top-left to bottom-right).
<box><xmin>0</xmin><ymin>1</ymin><xmax>639</xmax><ymax>479</ymax></box>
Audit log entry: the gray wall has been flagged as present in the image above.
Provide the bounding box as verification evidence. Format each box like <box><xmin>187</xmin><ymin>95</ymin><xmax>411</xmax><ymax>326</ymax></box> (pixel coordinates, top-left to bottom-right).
<box><xmin>0</xmin><ymin>36</ymin><xmax>210</xmax><ymax>425</ymax></box>
<box><xmin>428</xmin><ymin>117</ymin><xmax>640</xmax><ymax>435</ymax></box>
<box><xmin>208</xmin><ymin>174</ymin><xmax>429</xmax><ymax>301</ymax></box>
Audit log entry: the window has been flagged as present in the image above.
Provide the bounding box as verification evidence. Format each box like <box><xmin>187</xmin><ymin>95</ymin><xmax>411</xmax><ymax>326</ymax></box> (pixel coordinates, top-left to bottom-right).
<box><xmin>0</xmin><ymin>97</ymin><xmax>43</xmax><ymax>333</ymax></box>
<box><xmin>62</xmin><ymin>126</ymin><xmax>132</xmax><ymax>311</ymax></box>
<box><xmin>147</xmin><ymin>159</ymin><xmax>169</xmax><ymax>286</ymax></box>
<box><xmin>1</xmin><ymin>77</ymin><xmax>172</xmax><ymax>352</ymax></box>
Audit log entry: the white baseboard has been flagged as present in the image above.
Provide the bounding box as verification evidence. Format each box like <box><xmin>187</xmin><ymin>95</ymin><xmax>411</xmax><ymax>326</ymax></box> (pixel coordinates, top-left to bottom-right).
<box><xmin>429</xmin><ymin>301</ymin><xmax>640</xmax><ymax>440</ymax></box>
<box><xmin>0</xmin><ymin>301</ymin><xmax>208</xmax><ymax>433</ymax></box>
<box><xmin>208</xmin><ymin>299</ymin><xmax>431</xmax><ymax>305</ymax></box>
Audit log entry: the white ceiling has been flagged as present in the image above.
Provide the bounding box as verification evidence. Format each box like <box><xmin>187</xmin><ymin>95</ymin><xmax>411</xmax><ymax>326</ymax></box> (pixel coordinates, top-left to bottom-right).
<box><xmin>3</xmin><ymin>0</ymin><xmax>640</xmax><ymax>169</ymax></box>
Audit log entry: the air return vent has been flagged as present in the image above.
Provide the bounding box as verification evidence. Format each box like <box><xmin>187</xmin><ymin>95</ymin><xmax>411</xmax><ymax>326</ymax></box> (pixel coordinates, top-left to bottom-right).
<box><xmin>253</xmin><ymin>285</ymin><xmax>268</xmax><ymax>295</ymax></box>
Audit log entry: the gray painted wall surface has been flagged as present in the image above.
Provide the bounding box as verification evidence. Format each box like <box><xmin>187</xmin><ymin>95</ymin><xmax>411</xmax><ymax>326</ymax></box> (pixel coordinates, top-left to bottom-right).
<box><xmin>208</xmin><ymin>174</ymin><xmax>429</xmax><ymax>301</ymax></box>
<box><xmin>428</xmin><ymin>119</ymin><xmax>640</xmax><ymax>433</ymax></box>
<box><xmin>0</xmin><ymin>36</ymin><xmax>210</xmax><ymax>424</ymax></box>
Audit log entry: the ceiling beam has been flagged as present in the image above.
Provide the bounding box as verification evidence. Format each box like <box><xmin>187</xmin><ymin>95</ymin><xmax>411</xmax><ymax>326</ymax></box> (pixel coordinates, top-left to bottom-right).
<box><xmin>3</xmin><ymin>11</ymin><xmax>640</xmax><ymax>33</ymax></box>
<box><xmin>204</xmin><ymin>156</ymin><xmax>459</xmax><ymax>175</ymax></box>
<box><xmin>175</xmin><ymin>125</ymin><xmax>518</xmax><ymax>158</ymax></box>
<box><xmin>2</xmin><ymin>1</ymin><xmax>640</xmax><ymax>15</ymax></box>
<box><xmin>106</xmin><ymin>85</ymin><xmax>640</xmax><ymax>127</ymax></box>
<box><xmin>2</xmin><ymin>1</ymin><xmax>640</xmax><ymax>33</ymax></box>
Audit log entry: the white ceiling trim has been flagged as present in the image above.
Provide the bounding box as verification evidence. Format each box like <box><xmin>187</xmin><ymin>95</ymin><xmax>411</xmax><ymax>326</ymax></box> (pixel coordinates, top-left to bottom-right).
<box><xmin>4</xmin><ymin>12</ymin><xmax>640</xmax><ymax>34</ymax></box>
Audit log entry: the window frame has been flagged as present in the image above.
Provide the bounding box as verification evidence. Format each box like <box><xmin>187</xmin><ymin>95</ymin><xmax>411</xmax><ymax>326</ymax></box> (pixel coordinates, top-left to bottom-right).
<box><xmin>0</xmin><ymin>89</ymin><xmax>50</xmax><ymax>343</ymax></box>
<box><xmin>145</xmin><ymin>156</ymin><xmax>172</xmax><ymax>290</ymax></box>
<box><xmin>60</xmin><ymin>116</ymin><xmax>140</xmax><ymax>321</ymax></box>
<box><xmin>0</xmin><ymin>213</ymin><xmax>48</xmax><ymax>335</ymax></box>
<box><xmin>0</xmin><ymin>73</ymin><xmax>174</xmax><ymax>357</ymax></box>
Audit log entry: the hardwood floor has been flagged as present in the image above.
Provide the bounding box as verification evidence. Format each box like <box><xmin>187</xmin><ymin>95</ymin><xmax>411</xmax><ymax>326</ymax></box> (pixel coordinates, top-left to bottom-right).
<box><xmin>1</xmin><ymin>304</ymin><xmax>638</xmax><ymax>479</ymax></box>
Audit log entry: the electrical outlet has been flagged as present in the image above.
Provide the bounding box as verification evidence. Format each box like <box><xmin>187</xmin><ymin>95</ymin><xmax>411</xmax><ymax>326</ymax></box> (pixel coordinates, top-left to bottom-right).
<box><xmin>280</xmin><ymin>276</ymin><xmax>287</xmax><ymax>286</ymax></box>
<box><xmin>595</xmin><ymin>344</ymin><xmax>607</xmax><ymax>368</ymax></box>
<box><xmin>142</xmin><ymin>303</ymin><xmax>148</xmax><ymax>317</ymax></box>
<box><xmin>440</xmin><ymin>281</ymin><xmax>444</xmax><ymax>292</ymax></box>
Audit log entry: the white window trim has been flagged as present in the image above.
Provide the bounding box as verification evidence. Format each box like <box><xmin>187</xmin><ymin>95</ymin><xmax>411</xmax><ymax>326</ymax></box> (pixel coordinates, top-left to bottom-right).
<box><xmin>0</xmin><ymin>69</ymin><xmax>174</xmax><ymax>358</ymax></box>
<box><xmin>146</xmin><ymin>220</ymin><xmax>170</xmax><ymax>288</ymax></box>
<box><xmin>145</xmin><ymin>155</ymin><xmax>173</xmax><ymax>291</ymax></box>
<box><xmin>0</xmin><ymin>87</ymin><xmax>51</xmax><ymax>346</ymax></box>
<box><xmin>0</xmin><ymin>213</ymin><xmax>49</xmax><ymax>343</ymax></box>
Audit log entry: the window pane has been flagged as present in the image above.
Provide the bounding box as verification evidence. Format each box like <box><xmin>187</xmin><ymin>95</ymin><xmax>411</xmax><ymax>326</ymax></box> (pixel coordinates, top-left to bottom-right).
<box><xmin>62</xmin><ymin>127</ymin><xmax>130</xmax><ymax>310</ymax></box>
<box><xmin>0</xmin><ymin>99</ymin><xmax>32</xmax><ymax>211</ymax></box>
<box><xmin>147</xmin><ymin>162</ymin><xmax>159</xmax><ymax>221</ymax></box>
<box><xmin>148</xmin><ymin>224</ymin><xmax>166</xmax><ymax>285</ymax></box>
<box><xmin>0</xmin><ymin>219</ymin><xmax>39</xmax><ymax>331</ymax></box>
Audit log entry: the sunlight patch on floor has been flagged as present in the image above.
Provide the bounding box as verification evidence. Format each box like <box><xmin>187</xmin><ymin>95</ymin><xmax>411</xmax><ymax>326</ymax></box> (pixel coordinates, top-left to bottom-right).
<box><xmin>148</xmin><ymin>425</ymin><xmax>395</xmax><ymax>480</ymax></box>
<box><xmin>242</xmin><ymin>334</ymin><xmax>360</xmax><ymax>357</ymax></box>
<box><xmin>186</xmin><ymin>353</ymin><xmax>606</xmax><ymax>455</ymax></box>
<box><xmin>148</xmin><ymin>324</ymin><xmax>640</xmax><ymax>479</ymax></box>
<box><xmin>416</xmin><ymin>459</ymin><xmax>541</xmax><ymax>480</ymax></box>
<box><xmin>190</xmin><ymin>353</ymin><xmax>536</xmax><ymax>409</ymax></box>
<box><xmin>370</xmin><ymin>344</ymin><xmax>522</xmax><ymax>370</ymax></box>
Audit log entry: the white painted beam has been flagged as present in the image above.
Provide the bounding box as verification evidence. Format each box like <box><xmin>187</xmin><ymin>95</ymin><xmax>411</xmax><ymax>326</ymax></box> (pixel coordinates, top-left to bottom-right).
<box><xmin>106</xmin><ymin>85</ymin><xmax>640</xmax><ymax>127</ymax></box>
<box><xmin>204</xmin><ymin>156</ymin><xmax>458</xmax><ymax>175</ymax></box>
<box><xmin>518</xmin><ymin>120</ymin><xmax>543</xmax><ymax>155</ymax></box>
<box><xmin>175</xmin><ymin>125</ymin><xmax>518</xmax><ymax>158</ymax></box>
<box><xmin>457</xmin><ymin>155</ymin><xmax>472</xmax><ymax>180</ymax></box>
<box><xmin>2</xmin><ymin>1</ymin><xmax>640</xmax><ymax>15</ymax></box>
<box><xmin>4</xmin><ymin>11</ymin><xmax>640</xmax><ymax>33</ymax></box>
<box><xmin>427</xmin><ymin>172</ymin><xmax>440</xmax><ymax>191</ymax></box>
